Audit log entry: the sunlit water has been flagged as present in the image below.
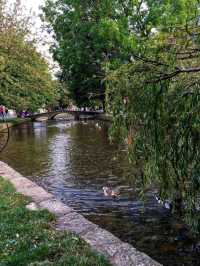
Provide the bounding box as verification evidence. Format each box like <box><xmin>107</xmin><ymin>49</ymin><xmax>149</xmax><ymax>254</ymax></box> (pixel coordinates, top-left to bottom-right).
<box><xmin>1</xmin><ymin>120</ymin><xmax>200</xmax><ymax>266</ymax></box>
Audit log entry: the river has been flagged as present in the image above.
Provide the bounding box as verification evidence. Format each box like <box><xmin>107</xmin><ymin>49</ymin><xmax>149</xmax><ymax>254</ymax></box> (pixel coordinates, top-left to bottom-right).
<box><xmin>1</xmin><ymin>120</ymin><xmax>199</xmax><ymax>266</ymax></box>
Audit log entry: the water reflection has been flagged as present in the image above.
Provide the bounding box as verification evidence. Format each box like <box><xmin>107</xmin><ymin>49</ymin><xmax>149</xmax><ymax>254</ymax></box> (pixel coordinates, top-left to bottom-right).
<box><xmin>1</xmin><ymin>120</ymin><xmax>199</xmax><ymax>266</ymax></box>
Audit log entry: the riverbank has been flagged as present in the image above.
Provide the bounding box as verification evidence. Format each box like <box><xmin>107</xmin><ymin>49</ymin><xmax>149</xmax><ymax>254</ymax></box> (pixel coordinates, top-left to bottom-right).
<box><xmin>0</xmin><ymin>161</ymin><xmax>161</xmax><ymax>266</ymax></box>
<box><xmin>97</xmin><ymin>113</ymin><xmax>113</xmax><ymax>122</ymax></box>
<box><xmin>0</xmin><ymin>176</ymin><xmax>110</xmax><ymax>266</ymax></box>
<box><xmin>0</xmin><ymin>117</ymin><xmax>30</xmax><ymax>129</ymax></box>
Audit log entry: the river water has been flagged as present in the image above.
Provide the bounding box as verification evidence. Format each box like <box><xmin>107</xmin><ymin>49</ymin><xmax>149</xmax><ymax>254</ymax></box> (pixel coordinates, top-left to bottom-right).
<box><xmin>1</xmin><ymin>120</ymin><xmax>200</xmax><ymax>266</ymax></box>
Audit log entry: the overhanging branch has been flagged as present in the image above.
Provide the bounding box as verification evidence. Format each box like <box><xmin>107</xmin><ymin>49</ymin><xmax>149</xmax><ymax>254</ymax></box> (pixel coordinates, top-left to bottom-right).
<box><xmin>147</xmin><ymin>66</ymin><xmax>200</xmax><ymax>84</ymax></box>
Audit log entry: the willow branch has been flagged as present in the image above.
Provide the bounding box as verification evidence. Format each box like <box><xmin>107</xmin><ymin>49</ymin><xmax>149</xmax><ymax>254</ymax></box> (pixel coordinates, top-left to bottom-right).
<box><xmin>147</xmin><ymin>66</ymin><xmax>200</xmax><ymax>84</ymax></box>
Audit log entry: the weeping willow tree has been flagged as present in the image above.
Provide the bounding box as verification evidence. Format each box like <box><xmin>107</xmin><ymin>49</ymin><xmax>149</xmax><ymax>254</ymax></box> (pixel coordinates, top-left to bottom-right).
<box><xmin>106</xmin><ymin>0</ymin><xmax>200</xmax><ymax>233</ymax></box>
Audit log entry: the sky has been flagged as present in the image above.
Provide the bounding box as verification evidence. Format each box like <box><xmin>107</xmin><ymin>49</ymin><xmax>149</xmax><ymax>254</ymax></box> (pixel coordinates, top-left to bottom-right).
<box><xmin>11</xmin><ymin>0</ymin><xmax>58</xmax><ymax>73</ymax></box>
<box><xmin>21</xmin><ymin>0</ymin><xmax>45</xmax><ymax>12</ymax></box>
<box><xmin>20</xmin><ymin>0</ymin><xmax>50</xmax><ymax>56</ymax></box>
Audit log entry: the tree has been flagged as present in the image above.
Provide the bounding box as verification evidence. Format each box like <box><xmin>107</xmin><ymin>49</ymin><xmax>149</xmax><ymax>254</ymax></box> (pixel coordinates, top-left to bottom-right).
<box><xmin>0</xmin><ymin>0</ymin><xmax>58</xmax><ymax>112</ymax></box>
<box><xmin>43</xmin><ymin>0</ymin><xmax>136</xmax><ymax>107</ymax></box>
<box><xmin>106</xmin><ymin>0</ymin><xmax>200</xmax><ymax>233</ymax></box>
<box><xmin>54</xmin><ymin>75</ymin><xmax>70</xmax><ymax>109</ymax></box>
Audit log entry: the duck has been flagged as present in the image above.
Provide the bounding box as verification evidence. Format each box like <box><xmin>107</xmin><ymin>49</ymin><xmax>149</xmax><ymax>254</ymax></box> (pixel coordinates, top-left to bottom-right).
<box><xmin>156</xmin><ymin>196</ymin><xmax>200</xmax><ymax>212</ymax></box>
<box><xmin>95</xmin><ymin>122</ymin><xmax>102</xmax><ymax>130</ymax></box>
<box><xmin>155</xmin><ymin>196</ymin><xmax>173</xmax><ymax>211</ymax></box>
<box><xmin>103</xmin><ymin>186</ymin><xmax>120</xmax><ymax>198</ymax></box>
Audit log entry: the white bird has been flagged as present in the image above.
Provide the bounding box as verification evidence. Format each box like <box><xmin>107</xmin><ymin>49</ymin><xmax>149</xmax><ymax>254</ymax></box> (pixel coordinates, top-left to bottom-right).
<box><xmin>164</xmin><ymin>200</ymin><xmax>172</xmax><ymax>210</ymax></box>
<box><xmin>155</xmin><ymin>196</ymin><xmax>163</xmax><ymax>204</ymax></box>
<box><xmin>155</xmin><ymin>196</ymin><xmax>172</xmax><ymax>210</ymax></box>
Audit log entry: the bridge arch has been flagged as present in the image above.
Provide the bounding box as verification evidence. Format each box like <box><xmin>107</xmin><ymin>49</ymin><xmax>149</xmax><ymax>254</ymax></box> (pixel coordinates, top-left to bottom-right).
<box><xmin>48</xmin><ymin>112</ymin><xmax>76</xmax><ymax>120</ymax></box>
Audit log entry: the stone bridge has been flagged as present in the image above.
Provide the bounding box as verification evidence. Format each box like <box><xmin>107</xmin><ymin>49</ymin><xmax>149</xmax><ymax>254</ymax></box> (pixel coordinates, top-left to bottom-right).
<box><xmin>30</xmin><ymin>110</ymin><xmax>103</xmax><ymax>121</ymax></box>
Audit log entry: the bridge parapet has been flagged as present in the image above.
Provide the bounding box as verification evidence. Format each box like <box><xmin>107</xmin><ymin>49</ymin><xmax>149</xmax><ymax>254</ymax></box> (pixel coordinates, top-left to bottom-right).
<box><xmin>30</xmin><ymin>110</ymin><xmax>103</xmax><ymax>121</ymax></box>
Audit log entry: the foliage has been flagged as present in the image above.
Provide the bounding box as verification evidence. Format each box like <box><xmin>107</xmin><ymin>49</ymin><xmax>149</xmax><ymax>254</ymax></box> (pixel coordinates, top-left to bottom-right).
<box><xmin>54</xmin><ymin>72</ymin><xmax>71</xmax><ymax>108</ymax></box>
<box><xmin>0</xmin><ymin>0</ymin><xmax>58</xmax><ymax>112</ymax></box>
<box><xmin>43</xmin><ymin>0</ymin><xmax>136</xmax><ymax>106</ymax></box>
<box><xmin>106</xmin><ymin>0</ymin><xmax>200</xmax><ymax>233</ymax></box>
<box><xmin>0</xmin><ymin>177</ymin><xmax>110</xmax><ymax>266</ymax></box>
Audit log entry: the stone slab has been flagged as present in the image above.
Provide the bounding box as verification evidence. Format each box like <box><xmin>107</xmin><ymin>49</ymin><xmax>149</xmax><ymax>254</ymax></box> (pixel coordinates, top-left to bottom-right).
<box><xmin>0</xmin><ymin>161</ymin><xmax>53</xmax><ymax>202</ymax></box>
<box><xmin>39</xmin><ymin>199</ymin><xmax>73</xmax><ymax>216</ymax></box>
<box><xmin>8</xmin><ymin>176</ymin><xmax>36</xmax><ymax>190</ymax></box>
<box><xmin>111</xmin><ymin>243</ymin><xmax>161</xmax><ymax>266</ymax></box>
<box><xmin>0</xmin><ymin>161</ymin><xmax>24</xmax><ymax>180</ymax></box>
<box><xmin>17</xmin><ymin>185</ymin><xmax>54</xmax><ymax>203</ymax></box>
<box><xmin>83</xmin><ymin>226</ymin><xmax>120</xmax><ymax>246</ymax></box>
<box><xmin>56</xmin><ymin>212</ymin><xmax>98</xmax><ymax>235</ymax></box>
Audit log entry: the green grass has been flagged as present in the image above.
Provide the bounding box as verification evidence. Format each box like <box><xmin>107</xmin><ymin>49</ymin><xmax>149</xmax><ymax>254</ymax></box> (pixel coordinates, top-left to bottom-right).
<box><xmin>0</xmin><ymin>118</ymin><xmax>30</xmax><ymax>125</ymax></box>
<box><xmin>0</xmin><ymin>177</ymin><xmax>110</xmax><ymax>266</ymax></box>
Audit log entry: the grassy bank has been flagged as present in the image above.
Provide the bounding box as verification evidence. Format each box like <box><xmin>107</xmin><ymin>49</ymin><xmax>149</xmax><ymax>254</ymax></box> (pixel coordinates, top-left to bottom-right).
<box><xmin>0</xmin><ymin>177</ymin><xmax>110</xmax><ymax>266</ymax></box>
<box><xmin>0</xmin><ymin>117</ymin><xmax>30</xmax><ymax>126</ymax></box>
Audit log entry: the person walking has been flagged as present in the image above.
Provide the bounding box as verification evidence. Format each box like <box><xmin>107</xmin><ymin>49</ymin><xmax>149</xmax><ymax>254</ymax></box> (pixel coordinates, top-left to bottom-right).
<box><xmin>0</xmin><ymin>105</ymin><xmax>4</xmax><ymax>118</ymax></box>
<box><xmin>2</xmin><ymin>105</ymin><xmax>6</xmax><ymax>116</ymax></box>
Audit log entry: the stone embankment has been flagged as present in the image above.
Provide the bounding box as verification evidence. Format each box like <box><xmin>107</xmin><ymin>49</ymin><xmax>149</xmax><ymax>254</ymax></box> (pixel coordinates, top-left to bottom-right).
<box><xmin>0</xmin><ymin>118</ymin><xmax>30</xmax><ymax>131</ymax></box>
<box><xmin>0</xmin><ymin>123</ymin><xmax>12</xmax><ymax>131</ymax></box>
<box><xmin>0</xmin><ymin>161</ymin><xmax>162</xmax><ymax>266</ymax></box>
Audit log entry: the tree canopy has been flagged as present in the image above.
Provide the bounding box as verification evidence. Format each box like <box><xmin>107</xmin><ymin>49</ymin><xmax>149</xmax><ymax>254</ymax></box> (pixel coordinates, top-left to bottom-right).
<box><xmin>0</xmin><ymin>0</ymin><xmax>58</xmax><ymax>112</ymax></box>
<box><xmin>43</xmin><ymin>0</ymin><xmax>137</xmax><ymax>107</ymax></box>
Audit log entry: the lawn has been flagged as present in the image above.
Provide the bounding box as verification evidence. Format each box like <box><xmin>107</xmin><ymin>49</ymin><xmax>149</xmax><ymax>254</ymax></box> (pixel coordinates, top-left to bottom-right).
<box><xmin>0</xmin><ymin>177</ymin><xmax>110</xmax><ymax>266</ymax></box>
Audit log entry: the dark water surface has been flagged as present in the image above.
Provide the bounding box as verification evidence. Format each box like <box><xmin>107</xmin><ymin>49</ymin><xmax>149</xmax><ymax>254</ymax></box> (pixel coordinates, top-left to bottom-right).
<box><xmin>1</xmin><ymin>120</ymin><xmax>200</xmax><ymax>266</ymax></box>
